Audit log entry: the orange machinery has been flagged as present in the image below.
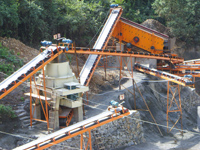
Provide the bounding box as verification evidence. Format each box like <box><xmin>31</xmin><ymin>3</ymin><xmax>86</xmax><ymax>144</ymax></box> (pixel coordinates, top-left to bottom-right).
<box><xmin>111</xmin><ymin>17</ymin><xmax>169</xmax><ymax>54</ymax></box>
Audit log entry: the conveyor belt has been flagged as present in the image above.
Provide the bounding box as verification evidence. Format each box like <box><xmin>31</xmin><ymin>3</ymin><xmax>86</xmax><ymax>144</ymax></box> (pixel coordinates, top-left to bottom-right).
<box><xmin>0</xmin><ymin>46</ymin><xmax>64</xmax><ymax>99</ymax></box>
<box><xmin>14</xmin><ymin>107</ymin><xmax>130</xmax><ymax>150</ymax></box>
<box><xmin>157</xmin><ymin>64</ymin><xmax>200</xmax><ymax>71</ymax></box>
<box><xmin>184</xmin><ymin>59</ymin><xmax>200</xmax><ymax>64</ymax></box>
<box><xmin>134</xmin><ymin>63</ymin><xmax>194</xmax><ymax>86</ymax></box>
<box><xmin>66</xmin><ymin>47</ymin><xmax>184</xmax><ymax>62</ymax></box>
<box><xmin>79</xmin><ymin>8</ymin><xmax>122</xmax><ymax>85</ymax></box>
<box><xmin>172</xmin><ymin>71</ymin><xmax>200</xmax><ymax>77</ymax></box>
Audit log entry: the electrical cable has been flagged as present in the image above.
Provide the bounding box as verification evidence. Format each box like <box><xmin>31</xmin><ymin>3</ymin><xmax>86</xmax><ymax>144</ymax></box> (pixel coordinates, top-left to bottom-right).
<box><xmin>60</xmin><ymin>93</ymin><xmax>200</xmax><ymax>136</ymax></box>
<box><xmin>81</xmin><ymin>98</ymin><xmax>200</xmax><ymax>136</ymax></box>
<box><xmin>0</xmin><ymin>130</ymin><xmax>33</xmax><ymax>140</ymax></box>
<box><xmin>64</xmin><ymin>89</ymin><xmax>200</xmax><ymax>136</ymax></box>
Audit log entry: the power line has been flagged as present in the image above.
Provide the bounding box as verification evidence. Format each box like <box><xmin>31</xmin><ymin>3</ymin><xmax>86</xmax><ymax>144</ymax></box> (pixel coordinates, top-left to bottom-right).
<box><xmin>86</xmin><ymin>9</ymin><xmax>110</xmax><ymax>48</ymax></box>
<box><xmin>72</xmin><ymin>94</ymin><xmax>200</xmax><ymax>136</ymax></box>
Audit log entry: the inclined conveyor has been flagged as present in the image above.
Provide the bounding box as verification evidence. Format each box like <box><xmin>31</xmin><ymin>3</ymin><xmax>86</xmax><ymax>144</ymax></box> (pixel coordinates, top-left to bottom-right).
<box><xmin>134</xmin><ymin>63</ymin><xmax>194</xmax><ymax>86</ymax></box>
<box><xmin>0</xmin><ymin>46</ymin><xmax>65</xmax><ymax>99</ymax></box>
<box><xmin>79</xmin><ymin>8</ymin><xmax>121</xmax><ymax>85</ymax></box>
<box><xmin>14</xmin><ymin>107</ymin><xmax>129</xmax><ymax>150</ymax></box>
<box><xmin>184</xmin><ymin>58</ymin><xmax>200</xmax><ymax>64</ymax></box>
<box><xmin>172</xmin><ymin>71</ymin><xmax>200</xmax><ymax>77</ymax></box>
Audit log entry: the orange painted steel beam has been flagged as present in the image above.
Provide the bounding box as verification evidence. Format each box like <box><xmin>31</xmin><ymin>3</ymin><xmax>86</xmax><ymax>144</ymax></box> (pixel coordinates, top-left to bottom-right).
<box><xmin>112</xmin><ymin>19</ymin><xmax>167</xmax><ymax>54</ymax></box>
<box><xmin>66</xmin><ymin>109</ymin><xmax>73</xmax><ymax>126</ymax></box>
<box><xmin>85</xmin><ymin>56</ymin><xmax>102</xmax><ymax>86</ymax></box>
<box><xmin>157</xmin><ymin>66</ymin><xmax>200</xmax><ymax>71</ymax></box>
<box><xmin>25</xmin><ymin>111</ymin><xmax>130</xmax><ymax>150</ymax></box>
<box><xmin>65</xmin><ymin>49</ymin><xmax>184</xmax><ymax>62</ymax></box>
<box><xmin>166</xmin><ymin>82</ymin><xmax>183</xmax><ymax>134</ymax></box>
<box><xmin>0</xmin><ymin>49</ymin><xmax>63</xmax><ymax>99</ymax></box>
<box><xmin>83</xmin><ymin>7</ymin><xmax>123</xmax><ymax>86</ymax></box>
<box><xmin>134</xmin><ymin>65</ymin><xmax>193</xmax><ymax>86</ymax></box>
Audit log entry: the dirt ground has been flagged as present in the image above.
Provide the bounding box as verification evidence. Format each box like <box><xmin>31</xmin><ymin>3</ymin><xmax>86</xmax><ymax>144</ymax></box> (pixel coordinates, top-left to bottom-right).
<box><xmin>2</xmin><ymin>70</ymin><xmax>199</xmax><ymax>150</ymax></box>
<box><xmin>0</xmin><ymin>37</ymin><xmax>39</xmax><ymax>63</ymax></box>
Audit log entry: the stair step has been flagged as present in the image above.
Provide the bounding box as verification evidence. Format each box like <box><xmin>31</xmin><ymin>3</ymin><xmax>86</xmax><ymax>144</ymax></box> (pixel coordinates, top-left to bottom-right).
<box><xmin>18</xmin><ymin>112</ymin><xmax>27</xmax><ymax>117</ymax></box>
<box><xmin>19</xmin><ymin>116</ymin><xmax>30</xmax><ymax>121</ymax></box>
<box><xmin>17</xmin><ymin>105</ymin><xmax>24</xmax><ymax>109</ymax></box>
<box><xmin>15</xmin><ymin>109</ymin><xmax>25</xmax><ymax>114</ymax></box>
<box><xmin>22</xmin><ymin>124</ymin><xmax>30</xmax><ymax>127</ymax></box>
<box><xmin>23</xmin><ymin>119</ymin><xmax>36</xmax><ymax>124</ymax></box>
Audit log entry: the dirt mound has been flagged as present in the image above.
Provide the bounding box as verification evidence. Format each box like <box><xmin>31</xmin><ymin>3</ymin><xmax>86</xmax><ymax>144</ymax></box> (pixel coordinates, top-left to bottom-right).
<box><xmin>0</xmin><ymin>37</ymin><xmax>39</xmax><ymax>63</ymax></box>
<box><xmin>89</xmin><ymin>69</ymin><xmax>127</xmax><ymax>93</ymax></box>
<box><xmin>0</xmin><ymin>37</ymin><xmax>38</xmax><ymax>107</ymax></box>
<box><xmin>141</xmin><ymin>19</ymin><xmax>171</xmax><ymax>36</ymax></box>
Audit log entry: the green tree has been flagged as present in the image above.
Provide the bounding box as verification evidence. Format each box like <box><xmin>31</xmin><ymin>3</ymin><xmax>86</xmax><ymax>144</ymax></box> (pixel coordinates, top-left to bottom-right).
<box><xmin>17</xmin><ymin>0</ymin><xmax>47</xmax><ymax>45</ymax></box>
<box><xmin>56</xmin><ymin>0</ymin><xmax>109</xmax><ymax>46</ymax></box>
<box><xmin>114</xmin><ymin>0</ymin><xmax>159</xmax><ymax>24</ymax></box>
<box><xmin>0</xmin><ymin>0</ymin><xmax>19</xmax><ymax>37</ymax></box>
<box><xmin>152</xmin><ymin>0</ymin><xmax>200</xmax><ymax>44</ymax></box>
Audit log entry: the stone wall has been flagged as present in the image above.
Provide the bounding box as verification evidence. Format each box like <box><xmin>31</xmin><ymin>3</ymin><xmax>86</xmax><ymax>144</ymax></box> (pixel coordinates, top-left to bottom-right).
<box><xmin>49</xmin><ymin>110</ymin><xmax>145</xmax><ymax>150</ymax></box>
<box><xmin>94</xmin><ymin>110</ymin><xmax>145</xmax><ymax>149</ymax></box>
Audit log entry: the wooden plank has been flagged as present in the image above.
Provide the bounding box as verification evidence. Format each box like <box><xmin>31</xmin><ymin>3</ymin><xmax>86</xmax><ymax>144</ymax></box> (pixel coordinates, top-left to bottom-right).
<box><xmin>24</xmin><ymin>93</ymin><xmax>52</xmax><ymax>101</ymax></box>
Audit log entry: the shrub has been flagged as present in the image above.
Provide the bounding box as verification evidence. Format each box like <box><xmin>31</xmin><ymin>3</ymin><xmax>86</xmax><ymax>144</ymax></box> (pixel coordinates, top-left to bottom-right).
<box><xmin>0</xmin><ymin>104</ymin><xmax>17</xmax><ymax>119</ymax></box>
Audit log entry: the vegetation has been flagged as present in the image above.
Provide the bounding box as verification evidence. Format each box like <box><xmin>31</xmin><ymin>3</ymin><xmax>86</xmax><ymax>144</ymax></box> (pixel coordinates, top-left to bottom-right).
<box><xmin>152</xmin><ymin>0</ymin><xmax>200</xmax><ymax>44</ymax></box>
<box><xmin>0</xmin><ymin>104</ymin><xmax>17</xmax><ymax>118</ymax></box>
<box><xmin>0</xmin><ymin>0</ymin><xmax>199</xmax><ymax>46</ymax></box>
<box><xmin>0</xmin><ymin>42</ymin><xmax>24</xmax><ymax>75</ymax></box>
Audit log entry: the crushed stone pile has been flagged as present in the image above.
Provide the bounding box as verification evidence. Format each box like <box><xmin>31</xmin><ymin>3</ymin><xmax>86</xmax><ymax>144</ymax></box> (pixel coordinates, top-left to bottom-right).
<box><xmin>141</xmin><ymin>19</ymin><xmax>171</xmax><ymax>36</ymax></box>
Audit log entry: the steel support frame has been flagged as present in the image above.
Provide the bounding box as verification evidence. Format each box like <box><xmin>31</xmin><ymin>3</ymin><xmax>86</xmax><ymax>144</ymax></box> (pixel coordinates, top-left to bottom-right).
<box><xmin>29</xmin><ymin>72</ymin><xmax>50</xmax><ymax>130</ymax></box>
<box><xmin>83</xmin><ymin>7</ymin><xmax>122</xmax><ymax>87</ymax></box>
<box><xmin>120</xmin><ymin>79</ymin><xmax>163</xmax><ymax>136</ymax></box>
<box><xmin>65</xmin><ymin>49</ymin><xmax>183</xmax><ymax>62</ymax></box>
<box><xmin>28</xmin><ymin>48</ymin><xmax>63</xmax><ymax>130</ymax></box>
<box><xmin>167</xmin><ymin>81</ymin><xmax>183</xmax><ymax>134</ymax></box>
<box><xmin>80</xmin><ymin>130</ymin><xmax>92</xmax><ymax>150</ymax></box>
<box><xmin>30</xmin><ymin>111</ymin><xmax>130</xmax><ymax>150</ymax></box>
<box><xmin>0</xmin><ymin>47</ymin><xmax>63</xmax><ymax>99</ymax></box>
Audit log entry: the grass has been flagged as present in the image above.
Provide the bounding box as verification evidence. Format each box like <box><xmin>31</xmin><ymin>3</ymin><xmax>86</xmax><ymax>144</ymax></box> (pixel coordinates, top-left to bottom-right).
<box><xmin>0</xmin><ymin>42</ymin><xmax>24</xmax><ymax>75</ymax></box>
<box><xmin>0</xmin><ymin>104</ymin><xmax>16</xmax><ymax>119</ymax></box>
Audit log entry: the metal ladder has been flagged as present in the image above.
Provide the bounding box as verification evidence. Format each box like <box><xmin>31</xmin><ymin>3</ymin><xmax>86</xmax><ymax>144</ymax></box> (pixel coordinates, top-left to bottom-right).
<box><xmin>48</xmin><ymin>96</ymin><xmax>57</xmax><ymax>132</ymax></box>
<box><xmin>66</xmin><ymin>109</ymin><xmax>73</xmax><ymax>126</ymax></box>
